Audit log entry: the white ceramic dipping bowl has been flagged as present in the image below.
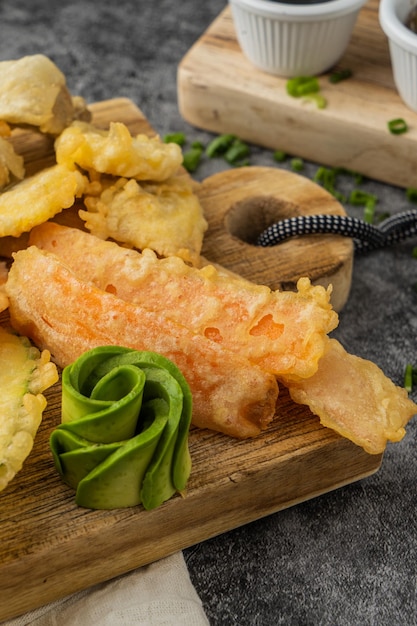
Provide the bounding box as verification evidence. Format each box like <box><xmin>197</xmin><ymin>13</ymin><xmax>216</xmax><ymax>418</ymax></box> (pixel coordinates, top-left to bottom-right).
<box><xmin>379</xmin><ymin>0</ymin><xmax>417</xmax><ymax>113</ymax></box>
<box><xmin>228</xmin><ymin>0</ymin><xmax>368</xmax><ymax>77</ymax></box>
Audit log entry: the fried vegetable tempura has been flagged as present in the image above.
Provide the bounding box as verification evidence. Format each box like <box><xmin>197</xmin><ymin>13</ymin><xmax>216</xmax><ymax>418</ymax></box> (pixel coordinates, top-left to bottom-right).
<box><xmin>0</xmin><ymin>165</ymin><xmax>86</xmax><ymax>238</ymax></box>
<box><xmin>80</xmin><ymin>175</ymin><xmax>207</xmax><ymax>265</ymax></box>
<box><xmin>286</xmin><ymin>338</ymin><xmax>417</xmax><ymax>454</ymax></box>
<box><xmin>55</xmin><ymin>121</ymin><xmax>184</xmax><ymax>181</ymax></box>
<box><xmin>0</xmin><ymin>55</ymin><xmax>89</xmax><ymax>135</ymax></box>
<box><xmin>0</xmin><ymin>136</ymin><xmax>24</xmax><ymax>190</ymax></box>
<box><xmin>6</xmin><ymin>245</ymin><xmax>279</xmax><ymax>438</ymax></box>
<box><xmin>0</xmin><ymin>326</ymin><xmax>58</xmax><ymax>492</ymax></box>
<box><xmin>0</xmin><ymin>261</ymin><xmax>8</xmax><ymax>312</ymax></box>
<box><xmin>30</xmin><ymin>223</ymin><xmax>337</xmax><ymax>379</ymax></box>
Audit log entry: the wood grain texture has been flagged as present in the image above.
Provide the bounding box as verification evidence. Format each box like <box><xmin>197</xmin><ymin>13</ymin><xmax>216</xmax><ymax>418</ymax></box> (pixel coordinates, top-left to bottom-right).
<box><xmin>199</xmin><ymin>166</ymin><xmax>353</xmax><ymax>312</ymax></box>
<box><xmin>0</xmin><ymin>98</ymin><xmax>381</xmax><ymax>622</ymax></box>
<box><xmin>177</xmin><ymin>0</ymin><xmax>417</xmax><ymax>189</ymax></box>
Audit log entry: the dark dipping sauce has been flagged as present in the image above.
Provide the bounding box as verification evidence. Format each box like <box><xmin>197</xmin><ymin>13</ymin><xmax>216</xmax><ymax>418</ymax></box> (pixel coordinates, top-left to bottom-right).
<box><xmin>406</xmin><ymin>6</ymin><xmax>417</xmax><ymax>32</ymax></box>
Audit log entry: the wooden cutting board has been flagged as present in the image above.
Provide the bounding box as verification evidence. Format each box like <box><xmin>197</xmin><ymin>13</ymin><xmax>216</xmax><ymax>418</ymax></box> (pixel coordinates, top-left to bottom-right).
<box><xmin>177</xmin><ymin>0</ymin><xmax>417</xmax><ymax>189</ymax></box>
<box><xmin>0</xmin><ymin>98</ymin><xmax>382</xmax><ymax>622</ymax></box>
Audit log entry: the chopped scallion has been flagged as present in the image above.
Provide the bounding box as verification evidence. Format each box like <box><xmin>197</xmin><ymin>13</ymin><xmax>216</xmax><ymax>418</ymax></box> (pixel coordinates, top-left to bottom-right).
<box><xmin>224</xmin><ymin>138</ymin><xmax>250</xmax><ymax>165</ymax></box>
<box><xmin>163</xmin><ymin>132</ymin><xmax>186</xmax><ymax>146</ymax></box>
<box><xmin>308</xmin><ymin>93</ymin><xmax>327</xmax><ymax>109</ymax></box>
<box><xmin>182</xmin><ymin>145</ymin><xmax>203</xmax><ymax>172</ymax></box>
<box><xmin>363</xmin><ymin>200</ymin><xmax>377</xmax><ymax>224</ymax></box>
<box><xmin>286</xmin><ymin>76</ymin><xmax>320</xmax><ymax>97</ymax></box>
<box><xmin>406</xmin><ymin>187</ymin><xmax>417</xmax><ymax>203</ymax></box>
<box><xmin>388</xmin><ymin>118</ymin><xmax>408</xmax><ymax>134</ymax></box>
<box><xmin>205</xmin><ymin>134</ymin><xmax>236</xmax><ymax>158</ymax></box>
<box><xmin>348</xmin><ymin>189</ymin><xmax>378</xmax><ymax>207</ymax></box>
<box><xmin>291</xmin><ymin>158</ymin><xmax>304</xmax><ymax>172</ymax></box>
<box><xmin>273</xmin><ymin>150</ymin><xmax>287</xmax><ymax>163</ymax></box>
<box><xmin>313</xmin><ymin>166</ymin><xmax>346</xmax><ymax>201</ymax></box>
<box><xmin>286</xmin><ymin>77</ymin><xmax>327</xmax><ymax>108</ymax></box>
<box><xmin>404</xmin><ymin>363</ymin><xmax>414</xmax><ymax>392</ymax></box>
<box><xmin>329</xmin><ymin>69</ymin><xmax>353</xmax><ymax>84</ymax></box>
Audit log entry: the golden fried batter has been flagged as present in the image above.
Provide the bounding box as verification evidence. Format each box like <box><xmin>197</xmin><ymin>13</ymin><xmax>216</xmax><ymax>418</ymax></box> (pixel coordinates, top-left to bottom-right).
<box><xmin>80</xmin><ymin>175</ymin><xmax>208</xmax><ymax>265</ymax></box>
<box><xmin>6</xmin><ymin>246</ymin><xmax>279</xmax><ymax>439</ymax></box>
<box><xmin>0</xmin><ymin>261</ymin><xmax>8</xmax><ymax>311</ymax></box>
<box><xmin>286</xmin><ymin>338</ymin><xmax>417</xmax><ymax>454</ymax></box>
<box><xmin>55</xmin><ymin>121</ymin><xmax>184</xmax><ymax>181</ymax></box>
<box><xmin>29</xmin><ymin>223</ymin><xmax>337</xmax><ymax>380</ymax></box>
<box><xmin>0</xmin><ymin>55</ymin><xmax>87</xmax><ymax>135</ymax></box>
<box><xmin>0</xmin><ymin>165</ymin><xmax>86</xmax><ymax>238</ymax></box>
<box><xmin>0</xmin><ymin>136</ymin><xmax>24</xmax><ymax>190</ymax></box>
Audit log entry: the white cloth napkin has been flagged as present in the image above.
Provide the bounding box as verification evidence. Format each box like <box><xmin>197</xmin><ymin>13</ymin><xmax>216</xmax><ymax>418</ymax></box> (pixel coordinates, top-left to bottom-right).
<box><xmin>2</xmin><ymin>552</ymin><xmax>209</xmax><ymax>626</ymax></box>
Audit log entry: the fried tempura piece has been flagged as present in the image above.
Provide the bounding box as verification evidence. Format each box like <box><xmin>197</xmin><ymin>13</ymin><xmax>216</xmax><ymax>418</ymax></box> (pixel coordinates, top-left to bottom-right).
<box><xmin>29</xmin><ymin>223</ymin><xmax>338</xmax><ymax>379</ymax></box>
<box><xmin>0</xmin><ymin>165</ymin><xmax>86</xmax><ymax>238</ymax></box>
<box><xmin>6</xmin><ymin>246</ymin><xmax>279</xmax><ymax>438</ymax></box>
<box><xmin>79</xmin><ymin>175</ymin><xmax>208</xmax><ymax>265</ymax></box>
<box><xmin>0</xmin><ymin>55</ymin><xmax>85</xmax><ymax>135</ymax></box>
<box><xmin>0</xmin><ymin>136</ymin><xmax>24</xmax><ymax>190</ymax></box>
<box><xmin>0</xmin><ymin>325</ymin><xmax>58</xmax><ymax>492</ymax></box>
<box><xmin>55</xmin><ymin>121</ymin><xmax>183</xmax><ymax>181</ymax></box>
<box><xmin>0</xmin><ymin>121</ymin><xmax>11</xmax><ymax>137</ymax></box>
<box><xmin>0</xmin><ymin>261</ymin><xmax>8</xmax><ymax>312</ymax></box>
<box><xmin>286</xmin><ymin>338</ymin><xmax>417</xmax><ymax>454</ymax></box>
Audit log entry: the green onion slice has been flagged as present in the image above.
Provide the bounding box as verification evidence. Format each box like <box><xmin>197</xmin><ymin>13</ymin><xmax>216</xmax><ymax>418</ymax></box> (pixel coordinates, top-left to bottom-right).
<box><xmin>182</xmin><ymin>145</ymin><xmax>203</xmax><ymax>172</ymax></box>
<box><xmin>388</xmin><ymin>118</ymin><xmax>408</xmax><ymax>134</ymax></box>
<box><xmin>406</xmin><ymin>187</ymin><xmax>417</xmax><ymax>203</ymax></box>
<box><xmin>163</xmin><ymin>132</ymin><xmax>186</xmax><ymax>146</ymax></box>
<box><xmin>273</xmin><ymin>150</ymin><xmax>287</xmax><ymax>163</ymax></box>
<box><xmin>404</xmin><ymin>363</ymin><xmax>414</xmax><ymax>392</ymax></box>
<box><xmin>50</xmin><ymin>346</ymin><xmax>192</xmax><ymax>510</ymax></box>
<box><xmin>286</xmin><ymin>76</ymin><xmax>320</xmax><ymax>97</ymax></box>
<box><xmin>205</xmin><ymin>134</ymin><xmax>236</xmax><ymax>158</ymax></box>
<box><xmin>290</xmin><ymin>158</ymin><xmax>304</xmax><ymax>172</ymax></box>
<box><xmin>329</xmin><ymin>69</ymin><xmax>352</xmax><ymax>84</ymax></box>
<box><xmin>224</xmin><ymin>138</ymin><xmax>250</xmax><ymax>165</ymax></box>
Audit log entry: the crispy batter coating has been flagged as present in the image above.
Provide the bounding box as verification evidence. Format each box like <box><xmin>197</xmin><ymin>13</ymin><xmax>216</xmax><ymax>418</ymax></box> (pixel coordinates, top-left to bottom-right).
<box><xmin>0</xmin><ymin>55</ymin><xmax>86</xmax><ymax>135</ymax></box>
<box><xmin>0</xmin><ymin>326</ymin><xmax>58</xmax><ymax>492</ymax></box>
<box><xmin>29</xmin><ymin>223</ymin><xmax>338</xmax><ymax>379</ymax></box>
<box><xmin>54</xmin><ymin>120</ymin><xmax>207</xmax><ymax>263</ymax></box>
<box><xmin>286</xmin><ymin>338</ymin><xmax>417</xmax><ymax>454</ymax></box>
<box><xmin>0</xmin><ymin>165</ymin><xmax>86</xmax><ymax>238</ymax></box>
<box><xmin>80</xmin><ymin>175</ymin><xmax>207</xmax><ymax>266</ymax></box>
<box><xmin>55</xmin><ymin>121</ymin><xmax>184</xmax><ymax>181</ymax></box>
<box><xmin>0</xmin><ymin>136</ymin><xmax>24</xmax><ymax>190</ymax></box>
<box><xmin>0</xmin><ymin>261</ymin><xmax>8</xmax><ymax>312</ymax></box>
<box><xmin>6</xmin><ymin>246</ymin><xmax>279</xmax><ymax>439</ymax></box>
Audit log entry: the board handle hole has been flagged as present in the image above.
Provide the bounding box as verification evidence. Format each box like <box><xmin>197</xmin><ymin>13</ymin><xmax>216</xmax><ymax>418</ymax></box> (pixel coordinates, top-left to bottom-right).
<box><xmin>225</xmin><ymin>196</ymin><xmax>301</xmax><ymax>245</ymax></box>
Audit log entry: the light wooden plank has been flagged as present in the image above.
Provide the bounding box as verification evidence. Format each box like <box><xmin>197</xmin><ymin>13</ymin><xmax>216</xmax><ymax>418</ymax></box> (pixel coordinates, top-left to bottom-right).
<box><xmin>177</xmin><ymin>0</ymin><xmax>417</xmax><ymax>189</ymax></box>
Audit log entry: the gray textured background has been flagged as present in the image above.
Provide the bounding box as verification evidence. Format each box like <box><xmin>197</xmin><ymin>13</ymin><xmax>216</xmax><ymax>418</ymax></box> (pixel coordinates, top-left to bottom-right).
<box><xmin>1</xmin><ymin>1</ymin><xmax>416</xmax><ymax>624</ymax></box>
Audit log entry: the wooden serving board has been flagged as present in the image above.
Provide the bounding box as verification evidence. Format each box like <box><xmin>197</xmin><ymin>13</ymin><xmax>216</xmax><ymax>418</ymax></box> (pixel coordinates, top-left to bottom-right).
<box><xmin>0</xmin><ymin>98</ymin><xmax>382</xmax><ymax>622</ymax></box>
<box><xmin>177</xmin><ymin>0</ymin><xmax>417</xmax><ymax>189</ymax></box>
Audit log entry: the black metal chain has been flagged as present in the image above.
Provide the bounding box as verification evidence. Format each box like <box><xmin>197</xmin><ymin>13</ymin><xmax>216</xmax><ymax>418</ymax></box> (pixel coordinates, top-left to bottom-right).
<box><xmin>256</xmin><ymin>210</ymin><xmax>417</xmax><ymax>253</ymax></box>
